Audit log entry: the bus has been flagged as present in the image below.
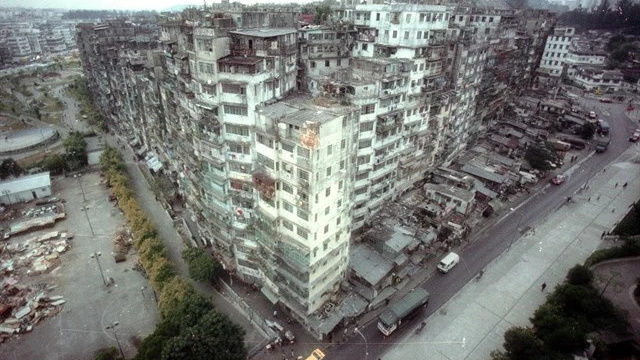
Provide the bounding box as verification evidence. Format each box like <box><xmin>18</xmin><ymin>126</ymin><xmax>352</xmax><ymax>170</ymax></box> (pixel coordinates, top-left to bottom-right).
<box><xmin>377</xmin><ymin>288</ymin><xmax>430</xmax><ymax>336</ymax></box>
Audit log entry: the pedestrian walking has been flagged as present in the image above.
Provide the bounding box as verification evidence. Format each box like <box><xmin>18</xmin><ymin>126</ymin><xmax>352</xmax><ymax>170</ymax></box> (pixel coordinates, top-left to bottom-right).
<box><xmin>597</xmin><ymin>195</ymin><xmax>601</xmax><ymax>201</ymax></box>
<box><xmin>601</xmin><ymin>231</ymin><xmax>606</xmax><ymax>239</ymax></box>
<box><xmin>588</xmin><ymin>197</ymin><xmax>591</xmax><ymax>202</ymax></box>
<box><xmin>273</xmin><ymin>310</ymin><xmax>278</xmax><ymax>318</ymax></box>
<box><xmin>623</xmin><ymin>182</ymin><xmax>628</xmax><ymax>188</ymax></box>
<box><xmin>541</xmin><ymin>283</ymin><xmax>547</xmax><ymax>292</ymax></box>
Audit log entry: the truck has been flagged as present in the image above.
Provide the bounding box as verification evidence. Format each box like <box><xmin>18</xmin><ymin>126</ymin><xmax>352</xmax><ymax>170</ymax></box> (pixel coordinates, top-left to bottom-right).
<box><xmin>597</xmin><ymin>120</ymin><xmax>610</xmax><ymax>136</ymax></box>
<box><xmin>595</xmin><ymin>137</ymin><xmax>610</xmax><ymax>153</ymax></box>
<box><xmin>377</xmin><ymin>288</ymin><xmax>430</xmax><ymax>336</ymax></box>
<box><xmin>548</xmin><ymin>139</ymin><xmax>572</xmax><ymax>152</ymax></box>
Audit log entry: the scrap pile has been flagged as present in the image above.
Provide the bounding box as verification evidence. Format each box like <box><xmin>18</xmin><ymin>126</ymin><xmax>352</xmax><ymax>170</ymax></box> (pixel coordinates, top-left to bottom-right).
<box><xmin>1</xmin><ymin>231</ymin><xmax>72</xmax><ymax>276</ymax></box>
<box><xmin>112</xmin><ymin>229</ymin><xmax>132</xmax><ymax>263</ymax></box>
<box><xmin>0</xmin><ymin>281</ymin><xmax>65</xmax><ymax>341</ymax></box>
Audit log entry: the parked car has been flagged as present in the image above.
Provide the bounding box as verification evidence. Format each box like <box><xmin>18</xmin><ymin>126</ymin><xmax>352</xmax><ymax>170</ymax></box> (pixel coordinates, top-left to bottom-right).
<box><xmin>599</xmin><ymin>97</ymin><xmax>613</xmax><ymax>103</ymax></box>
<box><xmin>630</xmin><ymin>132</ymin><xmax>640</xmax><ymax>143</ymax></box>
<box><xmin>589</xmin><ymin>111</ymin><xmax>597</xmax><ymax>119</ymax></box>
<box><xmin>551</xmin><ymin>174</ymin><xmax>566</xmax><ymax>185</ymax></box>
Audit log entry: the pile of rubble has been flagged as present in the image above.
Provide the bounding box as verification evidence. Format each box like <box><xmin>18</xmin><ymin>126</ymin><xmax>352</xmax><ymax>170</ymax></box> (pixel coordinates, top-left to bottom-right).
<box><xmin>1</xmin><ymin>230</ymin><xmax>72</xmax><ymax>276</ymax></box>
<box><xmin>0</xmin><ymin>281</ymin><xmax>65</xmax><ymax>341</ymax></box>
<box><xmin>112</xmin><ymin>229</ymin><xmax>132</xmax><ymax>263</ymax></box>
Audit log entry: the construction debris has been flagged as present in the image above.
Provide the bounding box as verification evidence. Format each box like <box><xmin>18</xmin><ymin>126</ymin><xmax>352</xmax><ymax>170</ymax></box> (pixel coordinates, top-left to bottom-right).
<box><xmin>0</xmin><ymin>281</ymin><xmax>65</xmax><ymax>342</ymax></box>
<box><xmin>112</xmin><ymin>229</ymin><xmax>132</xmax><ymax>263</ymax></box>
<box><xmin>4</xmin><ymin>213</ymin><xmax>67</xmax><ymax>239</ymax></box>
<box><xmin>1</xmin><ymin>230</ymin><xmax>71</xmax><ymax>276</ymax></box>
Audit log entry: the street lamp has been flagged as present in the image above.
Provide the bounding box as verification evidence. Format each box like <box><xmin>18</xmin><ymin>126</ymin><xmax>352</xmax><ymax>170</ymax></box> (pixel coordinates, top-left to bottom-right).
<box><xmin>76</xmin><ymin>175</ymin><xmax>95</xmax><ymax>236</ymax></box>
<box><xmin>354</xmin><ymin>327</ymin><xmax>369</xmax><ymax>360</ymax></box>
<box><xmin>90</xmin><ymin>252</ymin><xmax>107</xmax><ymax>286</ymax></box>
<box><xmin>105</xmin><ymin>321</ymin><xmax>125</xmax><ymax>360</ymax></box>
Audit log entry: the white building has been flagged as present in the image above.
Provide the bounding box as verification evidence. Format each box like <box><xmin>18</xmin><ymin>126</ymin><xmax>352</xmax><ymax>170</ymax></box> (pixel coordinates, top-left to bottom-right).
<box><xmin>0</xmin><ymin>172</ymin><xmax>52</xmax><ymax>205</ymax></box>
<box><xmin>573</xmin><ymin>68</ymin><xmax>623</xmax><ymax>92</ymax></box>
<box><xmin>564</xmin><ymin>46</ymin><xmax>607</xmax><ymax>79</ymax></box>
<box><xmin>539</xmin><ymin>26</ymin><xmax>574</xmax><ymax>77</ymax></box>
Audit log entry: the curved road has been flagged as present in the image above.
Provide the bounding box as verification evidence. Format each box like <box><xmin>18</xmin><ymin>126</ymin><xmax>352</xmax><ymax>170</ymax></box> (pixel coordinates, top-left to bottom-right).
<box><xmin>328</xmin><ymin>98</ymin><xmax>639</xmax><ymax>360</ymax></box>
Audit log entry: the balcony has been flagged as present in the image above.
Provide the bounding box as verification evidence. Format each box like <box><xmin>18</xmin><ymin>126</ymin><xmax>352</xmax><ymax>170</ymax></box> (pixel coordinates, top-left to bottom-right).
<box><xmin>252</xmin><ymin>171</ymin><xmax>276</xmax><ymax>200</ymax></box>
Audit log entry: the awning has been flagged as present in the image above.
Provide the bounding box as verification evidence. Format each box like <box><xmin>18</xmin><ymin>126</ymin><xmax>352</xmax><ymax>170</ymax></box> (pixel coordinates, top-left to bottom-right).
<box><xmin>261</xmin><ymin>287</ymin><xmax>279</xmax><ymax>305</ymax></box>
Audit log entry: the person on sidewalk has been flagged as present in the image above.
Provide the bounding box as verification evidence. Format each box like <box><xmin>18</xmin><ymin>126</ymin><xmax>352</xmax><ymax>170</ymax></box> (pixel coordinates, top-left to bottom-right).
<box><xmin>541</xmin><ymin>283</ymin><xmax>547</xmax><ymax>292</ymax></box>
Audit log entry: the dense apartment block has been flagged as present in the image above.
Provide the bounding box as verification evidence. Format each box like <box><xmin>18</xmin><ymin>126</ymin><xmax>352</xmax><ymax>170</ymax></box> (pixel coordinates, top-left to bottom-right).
<box><xmin>76</xmin><ymin>3</ymin><xmax>549</xmax><ymax>336</ymax></box>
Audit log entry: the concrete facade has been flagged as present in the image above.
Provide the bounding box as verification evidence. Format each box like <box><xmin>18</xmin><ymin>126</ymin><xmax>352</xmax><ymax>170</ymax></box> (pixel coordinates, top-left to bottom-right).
<box><xmin>539</xmin><ymin>26</ymin><xmax>574</xmax><ymax>77</ymax></box>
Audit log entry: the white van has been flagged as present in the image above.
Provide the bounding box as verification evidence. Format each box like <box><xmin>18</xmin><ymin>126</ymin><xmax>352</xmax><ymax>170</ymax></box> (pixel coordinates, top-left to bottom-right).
<box><xmin>437</xmin><ymin>252</ymin><xmax>460</xmax><ymax>273</ymax></box>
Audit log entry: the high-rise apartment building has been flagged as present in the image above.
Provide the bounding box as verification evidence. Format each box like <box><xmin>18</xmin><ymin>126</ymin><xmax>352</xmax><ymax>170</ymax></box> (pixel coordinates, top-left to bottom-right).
<box><xmin>76</xmin><ymin>4</ymin><xmax>547</xmax><ymax>334</ymax></box>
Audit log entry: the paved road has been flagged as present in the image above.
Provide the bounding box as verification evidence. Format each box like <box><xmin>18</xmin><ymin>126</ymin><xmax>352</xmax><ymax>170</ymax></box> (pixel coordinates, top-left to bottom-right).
<box><xmin>329</xmin><ymin>100</ymin><xmax>640</xmax><ymax>360</ymax></box>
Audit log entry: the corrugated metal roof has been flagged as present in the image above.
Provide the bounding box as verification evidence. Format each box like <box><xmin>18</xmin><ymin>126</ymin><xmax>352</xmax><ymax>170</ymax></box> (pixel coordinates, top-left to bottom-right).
<box><xmin>0</xmin><ymin>172</ymin><xmax>51</xmax><ymax>195</ymax></box>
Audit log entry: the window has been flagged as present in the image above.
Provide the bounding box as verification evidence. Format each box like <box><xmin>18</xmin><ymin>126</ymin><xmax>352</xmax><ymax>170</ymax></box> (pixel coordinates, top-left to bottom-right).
<box><xmin>357</xmin><ymin>155</ymin><xmax>370</xmax><ymax>165</ymax></box>
<box><xmin>297</xmin><ymin>146</ymin><xmax>310</xmax><ymax>158</ymax></box>
<box><xmin>225</xmin><ymin>124</ymin><xmax>249</xmax><ymax>136</ymax></box>
<box><xmin>489</xmin><ymin>17</ymin><xmax>494</xmax><ymax>22</ymax></box>
<box><xmin>196</xmin><ymin>39</ymin><xmax>212</xmax><ymax>51</ymax></box>
<box><xmin>362</xmin><ymin>43</ymin><xmax>368</xmax><ymax>51</ymax></box>
<box><xmin>282</xmin><ymin>143</ymin><xmax>294</xmax><ymax>153</ymax></box>
<box><xmin>297</xmin><ymin>209</ymin><xmax>309</xmax><ymax>221</ymax></box>
<box><xmin>337</xmin><ymin>199</ymin><xmax>342</xmax><ymax>208</ymax></box>
<box><xmin>359</xmin><ymin>139</ymin><xmax>372</xmax><ymax>149</ymax></box>
<box><xmin>325</xmin><ymin>60</ymin><xmax>330</xmax><ymax>67</ymax></box>
<box><xmin>336</xmin><ymin>217</ymin><xmax>341</xmax><ymax>225</ymax></box>
<box><xmin>404</xmin><ymin>31</ymin><xmax>409</xmax><ymax>40</ymax></box>
<box><xmin>360</xmin><ymin>121</ymin><xmax>374</xmax><ymax>131</ymax></box>
<box><xmin>361</xmin><ymin>103</ymin><xmax>375</xmax><ymax>114</ymax></box>
<box><xmin>406</xmin><ymin>14</ymin><xmax>411</xmax><ymax>22</ymax></box>
<box><xmin>298</xmin><ymin>169</ymin><xmax>309</xmax><ymax>181</ymax></box>
<box><xmin>282</xmin><ymin>220</ymin><xmax>294</xmax><ymax>231</ymax></box>
<box><xmin>221</xmin><ymin>83</ymin><xmax>245</xmax><ymax>94</ymax></box>
<box><xmin>355</xmin><ymin>187</ymin><xmax>367</xmax><ymax>195</ymax></box>
<box><xmin>339</xmin><ymin>180</ymin><xmax>343</xmax><ymax>190</ymax></box>
<box><xmin>326</xmin><ymin>167</ymin><xmax>332</xmax><ymax>176</ymax></box>
<box><xmin>327</xmin><ymin>145</ymin><xmax>333</xmax><ymax>155</ymax></box>
<box><xmin>341</xmin><ymin>139</ymin><xmax>346</xmax><ymax>149</ymax></box>
<box><xmin>257</xmin><ymin>134</ymin><xmax>273</xmax><ymax>148</ymax></box>
<box><xmin>336</xmin><ymin>59</ymin><xmax>341</xmax><ymax>66</ymax></box>
<box><xmin>324</xmin><ymin>225</ymin><xmax>329</xmax><ymax>234</ymax></box>
<box><xmin>325</xmin><ymin>187</ymin><xmax>331</xmax><ymax>197</ymax></box>
<box><xmin>297</xmin><ymin>227</ymin><xmax>308</xmax><ymax>239</ymax></box>
<box><xmin>257</xmin><ymin>153</ymin><xmax>274</xmax><ymax>169</ymax></box>
<box><xmin>283</xmin><ymin>201</ymin><xmax>293</xmax><ymax>212</ymax></box>
<box><xmin>224</xmin><ymin>105</ymin><xmax>248</xmax><ymax>117</ymax></box>
<box><xmin>228</xmin><ymin>143</ymin><xmax>249</xmax><ymax>154</ymax></box>
<box><xmin>376</xmin><ymin>13</ymin><xmax>380</xmax><ymax>21</ymax></box>
<box><xmin>417</xmin><ymin>31</ymin><xmax>422</xmax><ymax>39</ymax></box>
<box><xmin>325</xmin><ymin>206</ymin><xmax>330</xmax><ymax>215</ymax></box>
<box><xmin>392</xmin><ymin>30</ymin><xmax>397</xmax><ymax>39</ymax></box>
<box><xmin>310</xmin><ymin>61</ymin><xmax>316</xmax><ymax>69</ymax></box>
<box><xmin>198</xmin><ymin>61</ymin><xmax>215</xmax><ymax>74</ymax></box>
<box><xmin>340</xmin><ymin>160</ymin><xmax>345</xmax><ymax>170</ymax></box>
<box><xmin>201</xmin><ymin>83</ymin><xmax>216</xmax><ymax>95</ymax></box>
<box><xmin>282</xmin><ymin>182</ymin><xmax>293</xmax><ymax>194</ymax></box>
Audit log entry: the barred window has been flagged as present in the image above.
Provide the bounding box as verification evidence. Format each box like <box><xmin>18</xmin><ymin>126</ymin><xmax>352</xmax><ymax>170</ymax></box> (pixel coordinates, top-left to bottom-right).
<box><xmin>221</xmin><ymin>83</ymin><xmax>245</xmax><ymax>94</ymax></box>
<box><xmin>198</xmin><ymin>61</ymin><xmax>215</xmax><ymax>74</ymax></box>
<box><xmin>359</xmin><ymin>139</ymin><xmax>372</xmax><ymax>149</ymax></box>
<box><xmin>228</xmin><ymin>143</ymin><xmax>249</xmax><ymax>154</ymax></box>
<box><xmin>201</xmin><ymin>83</ymin><xmax>216</xmax><ymax>95</ymax></box>
<box><xmin>361</xmin><ymin>103</ymin><xmax>375</xmax><ymax>114</ymax></box>
<box><xmin>297</xmin><ymin>146</ymin><xmax>310</xmax><ymax>158</ymax></box>
<box><xmin>298</xmin><ymin>169</ymin><xmax>309</xmax><ymax>181</ymax></box>
<box><xmin>257</xmin><ymin>153</ymin><xmax>274</xmax><ymax>169</ymax></box>
<box><xmin>257</xmin><ymin>134</ymin><xmax>273</xmax><ymax>148</ymax></box>
<box><xmin>225</xmin><ymin>124</ymin><xmax>250</xmax><ymax>136</ymax></box>
<box><xmin>224</xmin><ymin>105</ymin><xmax>248</xmax><ymax>117</ymax></box>
<box><xmin>282</xmin><ymin>220</ymin><xmax>294</xmax><ymax>231</ymax></box>
<box><xmin>281</xmin><ymin>182</ymin><xmax>293</xmax><ymax>194</ymax></box>
<box><xmin>297</xmin><ymin>227</ymin><xmax>308</xmax><ymax>239</ymax></box>
<box><xmin>282</xmin><ymin>201</ymin><xmax>294</xmax><ymax>213</ymax></box>
<box><xmin>360</xmin><ymin>122</ymin><xmax>374</xmax><ymax>132</ymax></box>
<box><xmin>297</xmin><ymin>209</ymin><xmax>309</xmax><ymax>221</ymax></box>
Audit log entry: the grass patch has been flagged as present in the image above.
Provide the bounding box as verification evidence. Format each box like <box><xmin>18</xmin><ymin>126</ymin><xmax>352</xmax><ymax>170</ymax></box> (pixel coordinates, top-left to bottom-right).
<box><xmin>612</xmin><ymin>202</ymin><xmax>640</xmax><ymax>237</ymax></box>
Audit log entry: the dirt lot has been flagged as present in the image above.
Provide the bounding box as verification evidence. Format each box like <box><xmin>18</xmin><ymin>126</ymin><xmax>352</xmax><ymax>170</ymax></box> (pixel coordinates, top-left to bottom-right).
<box><xmin>1</xmin><ymin>172</ymin><xmax>159</xmax><ymax>359</ymax></box>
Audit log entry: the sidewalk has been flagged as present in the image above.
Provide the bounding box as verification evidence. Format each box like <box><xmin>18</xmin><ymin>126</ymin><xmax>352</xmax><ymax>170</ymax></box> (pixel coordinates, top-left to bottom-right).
<box><xmin>381</xmin><ymin>142</ymin><xmax>640</xmax><ymax>359</ymax></box>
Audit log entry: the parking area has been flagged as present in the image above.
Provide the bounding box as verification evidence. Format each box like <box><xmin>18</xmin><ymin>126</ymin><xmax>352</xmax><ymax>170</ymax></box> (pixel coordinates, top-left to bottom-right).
<box><xmin>1</xmin><ymin>172</ymin><xmax>159</xmax><ymax>359</ymax></box>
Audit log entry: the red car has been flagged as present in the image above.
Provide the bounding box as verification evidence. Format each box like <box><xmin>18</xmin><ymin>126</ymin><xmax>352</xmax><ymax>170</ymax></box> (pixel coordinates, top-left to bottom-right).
<box><xmin>551</xmin><ymin>175</ymin><xmax>566</xmax><ymax>185</ymax></box>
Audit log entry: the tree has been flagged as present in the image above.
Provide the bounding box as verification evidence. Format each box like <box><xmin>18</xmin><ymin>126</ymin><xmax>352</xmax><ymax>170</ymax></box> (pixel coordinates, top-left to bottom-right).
<box><xmin>313</xmin><ymin>5</ymin><xmax>332</xmax><ymax>24</ymax></box>
<box><xmin>580</xmin><ymin>122</ymin><xmax>596</xmax><ymax>140</ymax></box>
<box><xmin>182</xmin><ymin>247</ymin><xmax>219</xmax><ymax>282</ymax></box>
<box><xmin>0</xmin><ymin>158</ymin><xmax>22</xmax><ymax>179</ymax></box>
<box><xmin>63</xmin><ymin>131</ymin><xmax>87</xmax><ymax>171</ymax></box>
<box><xmin>492</xmin><ymin>327</ymin><xmax>545</xmax><ymax>360</ymax></box>
<box><xmin>42</xmin><ymin>154</ymin><xmax>69</xmax><ymax>175</ymax></box>
<box><xmin>94</xmin><ymin>347</ymin><xmax>120</xmax><ymax>360</ymax></box>
<box><xmin>525</xmin><ymin>142</ymin><xmax>557</xmax><ymax>171</ymax></box>
<box><xmin>566</xmin><ymin>265</ymin><xmax>593</xmax><ymax>286</ymax></box>
<box><xmin>160</xmin><ymin>311</ymin><xmax>246</xmax><ymax>360</ymax></box>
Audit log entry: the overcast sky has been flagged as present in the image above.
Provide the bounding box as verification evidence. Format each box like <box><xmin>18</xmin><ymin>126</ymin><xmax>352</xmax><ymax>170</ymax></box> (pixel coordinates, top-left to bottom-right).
<box><xmin>0</xmin><ymin>0</ymin><xmax>299</xmax><ymax>11</ymax></box>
